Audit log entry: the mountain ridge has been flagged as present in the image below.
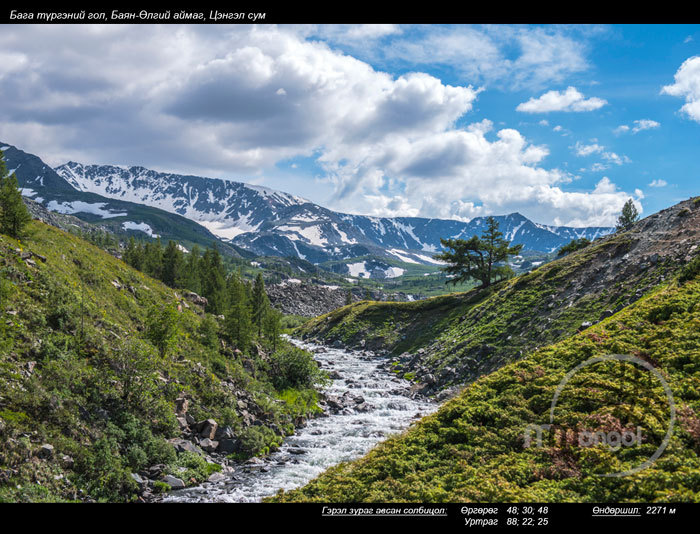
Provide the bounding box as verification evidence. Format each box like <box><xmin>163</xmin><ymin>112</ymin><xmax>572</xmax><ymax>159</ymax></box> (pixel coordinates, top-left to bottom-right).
<box><xmin>54</xmin><ymin>159</ymin><xmax>614</xmax><ymax>263</ymax></box>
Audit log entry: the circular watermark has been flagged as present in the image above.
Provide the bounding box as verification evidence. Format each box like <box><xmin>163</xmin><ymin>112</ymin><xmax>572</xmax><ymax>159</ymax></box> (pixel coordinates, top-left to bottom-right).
<box><xmin>524</xmin><ymin>354</ymin><xmax>675</xmax><ymax>477</ymax></box>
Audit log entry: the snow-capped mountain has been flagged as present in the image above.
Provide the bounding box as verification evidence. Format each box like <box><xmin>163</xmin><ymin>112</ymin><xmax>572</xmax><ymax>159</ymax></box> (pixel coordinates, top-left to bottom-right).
<box><xmin>0</xmin><ymin>142</ymin><xmax>248</xmax><ymax>257</ymax></box>
<box><xmin>54</xmin><ymin>161</ymin><xmax>614</xmax><ymax>264</ymax></box>
<box><xmin>56</xmin><ymin>161</ymin><xmax>309</xmax><ymax>241</ymax></box>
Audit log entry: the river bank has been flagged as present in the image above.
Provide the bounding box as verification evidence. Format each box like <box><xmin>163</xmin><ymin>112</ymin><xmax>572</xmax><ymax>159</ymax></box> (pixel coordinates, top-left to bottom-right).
<box><xmin>158</xmin><ymin>339</ymin><xmax>437</xmax><ymax>502</ymax></box>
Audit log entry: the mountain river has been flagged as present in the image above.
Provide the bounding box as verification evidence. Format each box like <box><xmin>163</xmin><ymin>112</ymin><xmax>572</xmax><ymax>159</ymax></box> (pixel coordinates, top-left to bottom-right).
<box><xmin>162</xmin><ymin>338</ymin><xmax>436</xmax><ymax>502</ymax></box>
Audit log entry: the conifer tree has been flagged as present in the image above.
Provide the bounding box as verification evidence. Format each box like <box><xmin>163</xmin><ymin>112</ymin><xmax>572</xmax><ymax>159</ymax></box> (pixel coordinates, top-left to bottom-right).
<box><xmin>251</xmin><ymin>272</ymin><xmax>270</xmax><ymax>338</ymax></box>
<box><xmin>263</xmin><ymin>306</ymin><xmax>282</xmax><ymax>351</ymax></box>
<box><xmin>225</xmin><ymin>272</ymin><xmax>252</xmax><ymax>352</ymax></box>
<box><xmin>435</xmin><ymin>216</ymin><xmax>523</xmax><ymax>288</ymax></box>
<box><xmin>145</xmin><ymin>304</ymin><xmax>180</xmax><ymax>358</ymax></box>
<box><xmin>0</xmin><ymin>150</ymin><xmax>31</xmax><ymax>238</ymax></box>
<box><xmin>199</xmin><ymin>313</ymin><xmax>220</xmax><ymax>349</ymax></box>
<box><xmin>161</xmin><ymin>240</ymin><xmax>185</xmax><ymax>288</ymax></box>
<box><xmin>123</xmin><ymin>237</ymin><xmax>144</xmax><ymax>271</ymax></box>
<box><xmin>142</xmin><ymin>239</ymin><xmax>163</xmax><ymax>280</ymax></box>
<box><xmin>201</xmin><ymin>244</ymin><xmax>227</xmax><ymax>314</ymax></box>
<box><xmin>184</xmin><ymin>244</ymin><xmax>202</xmax><ymax>294</ymax></box>
<box><xmin>616</xmin><ymin>198</ymin><xmax>639</xmax><ymax>232</ymax></box>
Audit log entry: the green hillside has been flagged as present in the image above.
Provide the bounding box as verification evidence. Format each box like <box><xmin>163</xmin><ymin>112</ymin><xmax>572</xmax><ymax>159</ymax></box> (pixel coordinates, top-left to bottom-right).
<box><xmin>272</xmin><ymin>255</ymin><xmax>700</xmax><ymax>502</ymax></box>
<box><xmin>0</xmin><ymin>221</ymin><xmax>325</xmax><ymax>502</ymax></box>
<box><xmin>297</xmin><ymin>198</ymin><xmax>700</xmax><ymax>393</ymax></box>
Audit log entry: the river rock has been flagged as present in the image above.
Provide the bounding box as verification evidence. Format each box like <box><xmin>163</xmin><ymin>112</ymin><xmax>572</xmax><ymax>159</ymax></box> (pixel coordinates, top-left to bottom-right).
<box><xmin>217</xmin><ymin>438</ymin><xmax>242</xmax><ymax>455</ymax></box>
<box><xmin>162</xmin><ymin>475</ymin><xmax>186</xmax><ymax>490</ymax></box>
<box><xmin>131</xmin><ymin>472</ymin><xmax>147</xmax><ymax>490</ymax></box>
<box><xmin>199</xmin><ymin>438</ymin><xmax>219</xmax><ymax>453</ymax></box>
<box><xmin>208</xmin><ymin>472</ymin><xmax>226</xmax><ymax>484</ymax></box>
<box><xmin>354</xmin><ymin>402</ymin><xmax>373</xmax><ymax>413</ymax></box>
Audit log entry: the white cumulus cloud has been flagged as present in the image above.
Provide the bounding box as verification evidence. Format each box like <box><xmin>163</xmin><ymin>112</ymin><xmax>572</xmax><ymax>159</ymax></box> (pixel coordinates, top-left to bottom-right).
<box><xmin>517</xmin><ymin>86</ymin><xmax>607</xmax><ymax>113</ymax></box>
<box><xmin>615</xmin><ymin>119</ymin><xmax>660</xmax><ymax>134</ymax></box>
<box><xmin>0</xmin><ymin>24</ymin><xmax>639</xmax><ymax>227</ymax></box>
<box><xmin>662</xmin><ymin>56</ymin><xmax>700</xmax><ymax>122</ymax></box>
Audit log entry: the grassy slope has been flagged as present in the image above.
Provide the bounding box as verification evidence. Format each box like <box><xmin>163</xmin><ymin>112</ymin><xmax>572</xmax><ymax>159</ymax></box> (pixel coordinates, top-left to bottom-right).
<box><xmin>272</xmin><ymin>258</ymin><xmax>700</xmax><ymax>502</ymax></box>
<box><xmin>298</xmin><ymin>226</ymin><xmax>680</xmax><ymax>388</ymax></box>
<box><xmin>0</xmin><ymin>221</ymin><xmax>320</xmax><ymax>502</ymax></box>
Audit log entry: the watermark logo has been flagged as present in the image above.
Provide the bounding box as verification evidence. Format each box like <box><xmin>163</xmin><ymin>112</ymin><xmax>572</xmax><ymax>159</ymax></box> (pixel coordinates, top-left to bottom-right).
<box><xmin>523</xmin><ymin>354</ymin><xmax>675</xmax><ymax>477</ymax></box>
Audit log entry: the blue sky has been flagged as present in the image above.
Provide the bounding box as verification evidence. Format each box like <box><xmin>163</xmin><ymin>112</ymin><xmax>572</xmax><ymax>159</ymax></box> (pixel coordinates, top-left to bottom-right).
<box><xmin>1</xmin><ymin>23</ymin><xmax>699</xmax><ymax>226</ymax></box>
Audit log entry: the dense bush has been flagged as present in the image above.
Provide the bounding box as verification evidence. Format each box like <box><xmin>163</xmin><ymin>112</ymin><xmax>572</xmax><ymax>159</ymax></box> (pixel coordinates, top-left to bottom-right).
<box><xmin>679</xmin><ymin>255</ymin><xmax>700</xmax><ymax>284</ymax></box>
<box><xmin>269</xmin><ymin>346</ymin><xmax>328</xmax><ymax>390</ymax></box>
<box><xmin>557</xmin><ymin>238</ymin><xmax>591</xmax><ymax>257</ymax></box>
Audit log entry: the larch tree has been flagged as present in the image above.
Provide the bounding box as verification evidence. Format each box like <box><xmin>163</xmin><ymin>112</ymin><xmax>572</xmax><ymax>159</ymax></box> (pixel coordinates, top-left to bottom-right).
<box><xmin>435</xmin><ymin>216</ymin><xmax>523</xmax><ymax>288</ymax></box>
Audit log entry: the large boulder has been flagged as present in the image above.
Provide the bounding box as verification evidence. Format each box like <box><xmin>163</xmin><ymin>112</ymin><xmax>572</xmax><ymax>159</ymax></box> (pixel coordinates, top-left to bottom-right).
<box><xmin>196</xmin><ymin>419</ymin><xmax>218</xmax><ymax>440</ymax></box>
<box><xmin>199</xmin><ymin>438</ymin><xmax>219</xmax><ymax>453</ymax></box>
<box><xmin>162</xmin><ymin>475</ymin><xmax>186</xmax><ymax>490</ymax></box>
<box><xmin>217</xmin><ymin>438</ymin><xmax>242</xmax><ymax>455</ymax></box>
<box><xmin>168</xmin><ymin>438</ymin><xmax>203</xmax><ymax>456</ymax></box>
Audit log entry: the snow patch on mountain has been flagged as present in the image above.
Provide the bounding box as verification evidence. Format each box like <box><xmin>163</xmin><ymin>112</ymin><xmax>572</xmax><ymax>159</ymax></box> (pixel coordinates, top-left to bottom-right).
<box><xmin>20</xmin><ymin>188</ymin><xmax>37</xmax><ymax>197</ymax></box>
<box><xmin>413</xmin><ymin>253</ymin><xmax>446</xmax><ymax>265</ymax></box>
<box><xmin>384</xmin><ymin>266</ymin><xmax>406</xmax><ymax>278</ymax></box>
<box><xmin>122</xmin><ymin>221</ymin><xmax>160</xmax><ymax>238</ymax></box>
<box><xmin>47</xmin><ymin>200</ymin><xmax>127</xmax><ymax>219</ymax></box>
<box><xmin>347</xmin><ymin>262</ymin><xmax>370</xmax><ymax>278</ymax></box>
<box><xmin>199</xmin><ymin>221</ymin><xmax>250</xmax><ymax>241</ymax></box>
<box><xmin>333</xmin><ymin>223</ymin><xmax>357</xmax><ymax>245</ymax></box>
<box><xmin>388</xmin><ymin>249</ymin><xmax>420</xmax><ymax>264</ymax></box>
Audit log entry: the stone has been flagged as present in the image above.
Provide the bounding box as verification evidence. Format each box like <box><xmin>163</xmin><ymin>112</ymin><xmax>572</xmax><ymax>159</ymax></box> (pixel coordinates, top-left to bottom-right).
<box><xmin>200</xmin><ymin>438</ymin><xmax>219</xmax><ymax>453</ymax></box>
<box><xmin>162</xmin><ymin>475</ymin><xmax>186</xmax><ymax>490</ymax></box>
<box><xmin>37</xmin><ymin>444</ymin><xmax>54</xmax><ymax>459</ymax></box>
<box><xmin>217</xmin><ymin>438</ymin><xmax>242</xmax><ymax>455</ymax></box>
<box><xmin>130</xmin><ymin>472</ymin><xmax>147</xmax><ymax>490</ymax></box>
<box><xmin>599</xmin><ymin>310</ymin><xmax>614</xmax><ymax>321</ymax></box>
<box><xmin>197</xmin><ymin>419</ymin><xmax>218</xmax><ymax>439</ymax></box>
<box><xmin>208</xmin><ymin>472</ymin><xmax>226</xmax><ymax>484</ymax></box>
<box><xmin>214</xmin><ymin>426</ymin><xmax>236</xmax><ymax>440</ymax></box>
<box><xmin>175</xmin><ymin>397</ymin><xmax>189</xmax><ymax>416</ymax></box>
<box><xmin>146</xmin><ymin>464</ymin><xmax>166</xmax><ymax>478</ymax></box>
<box><xmin>184</xmin><ymin>291</ymin><xmax>208</xmax><ymax>307</ymax></box>
<box><xmin>168</xmin><ymin>438</ymin><xmax>203</xmax><ymax>456</ymax></box>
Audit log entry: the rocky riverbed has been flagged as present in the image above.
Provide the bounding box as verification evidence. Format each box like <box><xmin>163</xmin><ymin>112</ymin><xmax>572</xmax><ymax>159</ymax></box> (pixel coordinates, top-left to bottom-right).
<box><xmin>159</xmin><ymin>339</ymin><xmax>437</xmax><ymax>502</ymax></box>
